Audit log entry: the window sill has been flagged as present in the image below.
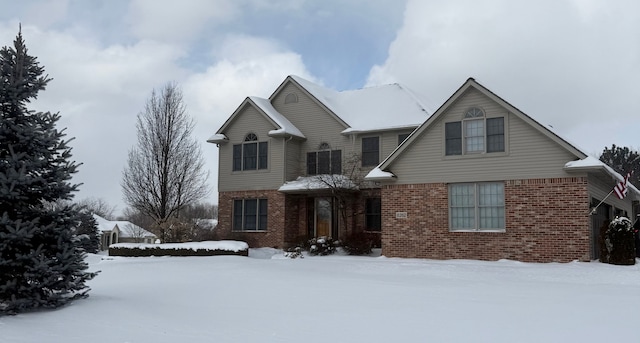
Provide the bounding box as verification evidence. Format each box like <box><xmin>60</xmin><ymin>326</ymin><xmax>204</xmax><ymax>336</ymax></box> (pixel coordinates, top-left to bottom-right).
<box><xmin>449</xmin><ymin>229</ymin><xmax>506</xmax><ymax>233</ymax></box>
<box><xmin>443</xmin><ymin>151</ymin><xmax>508</xmax><ymax>160</ymax></box>
<box><xmin>232</xmin><ymin>230</ymin><xmax>268</xmax><ymax>233</ymax></box>
<box><xmin>231</xmin><ymin>169</ymin><xmax>270</xmax><ymax>174</ymax></box>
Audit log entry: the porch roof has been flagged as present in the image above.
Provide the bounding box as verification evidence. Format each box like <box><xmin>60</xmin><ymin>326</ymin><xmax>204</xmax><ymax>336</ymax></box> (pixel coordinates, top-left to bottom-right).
<box><xmin>278</xmin><ymin>175</ymin><xmax>358</xmax><ymax>194</ymax></box>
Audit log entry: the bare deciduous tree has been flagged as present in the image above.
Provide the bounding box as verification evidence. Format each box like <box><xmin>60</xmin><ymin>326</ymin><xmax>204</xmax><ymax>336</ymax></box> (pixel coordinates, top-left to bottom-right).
<box><xmin>121</xmin><ymin>83</ymin><xmax>210</xmax><ymax>242</ymax></box>
<box><xmin>310</xmin><ymin>153</ymin><xmax>369</xmax><ymax>238</ymax></box>
<box><xmin>76</xmin><ymin>197</ymin><xmax>116</xmax><ymax>220</ymax></box>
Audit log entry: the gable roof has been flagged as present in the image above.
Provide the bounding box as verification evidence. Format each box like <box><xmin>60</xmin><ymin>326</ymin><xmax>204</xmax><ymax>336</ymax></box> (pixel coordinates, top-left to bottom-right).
<box><xmin>365</xmin><ymin>78</ymin><xmax>640</xmax><ymax>200</ymax></box>
<box><xmin>274</xmin><ymin>75</ymin><xmax>432</xmax><ymax>134</ymax></box>
<box><xmin>207</xmin><ymin>96</ymin><xmax>305</xmax><ymax>144</ymax></box>
<box><xmin>366</xmin><ymin>77</ymin><xmax>588</xmax><ymax>179</ymax></box>
<box><xmin>92</xmin><ymin>214</ymin><xmax>157</xmax><ymax>239</ymax></box>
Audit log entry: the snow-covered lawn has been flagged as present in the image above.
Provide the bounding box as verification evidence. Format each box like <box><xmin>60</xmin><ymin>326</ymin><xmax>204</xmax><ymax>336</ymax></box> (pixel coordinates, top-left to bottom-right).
<box><xmin>2</xmin><ymin>249</ymin><xmax>640</xmax><ymax>343</ymax></box>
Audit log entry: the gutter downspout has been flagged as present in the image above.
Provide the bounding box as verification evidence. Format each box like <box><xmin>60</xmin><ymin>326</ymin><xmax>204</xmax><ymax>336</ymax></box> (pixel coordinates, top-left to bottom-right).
<box><xmin>283</xmin><ymin>135</ymin><xmax>293</xmax><ymax>184</ymax></box>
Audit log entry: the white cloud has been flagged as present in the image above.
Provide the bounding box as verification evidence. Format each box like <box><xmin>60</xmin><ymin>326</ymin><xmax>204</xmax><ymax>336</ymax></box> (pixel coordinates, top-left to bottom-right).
<box><xmin>183</xmin><ymin>34</ymin><xmax>315</xmax><ymax>201</ymax></box>
<box><xmin>367</xmin><ymin>0</ymin><xmax>640</xmax><ymax>155</ymax></box>
<box><xmin>1</xmin><ymin>22</ymin><xmax>189</xmax><ymax>214</ymax></box>
<box><xmin>127</xmin><ymin>0</ymin><xmax>238</xmax><ymax>42</ymax></box>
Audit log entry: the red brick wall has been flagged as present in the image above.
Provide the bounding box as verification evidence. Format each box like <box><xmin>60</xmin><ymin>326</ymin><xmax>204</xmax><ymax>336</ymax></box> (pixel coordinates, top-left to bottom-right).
<box><xmin>381</xmin><ymin>177</ymin><xmax>590</xmax><ymax>262</ymax></box>
<box><xmin>218</xmin><ymin>190</ymin><xmax>286</xmax><ymax>249</ymax></box>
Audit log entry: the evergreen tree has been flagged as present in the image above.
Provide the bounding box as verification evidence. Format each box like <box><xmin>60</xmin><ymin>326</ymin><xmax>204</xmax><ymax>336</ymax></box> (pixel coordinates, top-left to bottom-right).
<box><xmin>599</xmin><ymin>144</ymin><xmax>640</xmax><ymax>189</ymax></box>
<box><xmin>73</xmin><ymin>209</ymin><xmax>101</xmax><ymax>254</ymax></box>
<box><xmin>0</xmin><ymin>29</ymin><xmax>97</xmax><ymax>314</ymax></box>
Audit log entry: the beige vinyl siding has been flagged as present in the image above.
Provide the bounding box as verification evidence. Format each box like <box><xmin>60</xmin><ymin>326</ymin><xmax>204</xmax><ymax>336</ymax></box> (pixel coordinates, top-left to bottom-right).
<box><xmin>271</xmin><ymin>82</ymin><xmax>419</xmax><ymax>179</ymax></box>
<box><xmin>389</xmin><ymin>88</ymin><xmax>578</xmax><ymax>184</ymax></box>
<box><xmin>285</xmin><ymin>140</ymin><xmax>301</xmax><ymax>181</ymax></box>
<box><xmin>218</xmin><ymin>105</ymin><xmax>285</xmax><ymax>192</ymax></box>
<box><xmin>588</xmin><ymin>174</ymin><xmax>634</xmax><ymax>214</ymax></box>
<box><xmin>272</xmin><ymin>83</ymin><xmax>356</xmax><ymax>175</ymax></box>
<box><xmin>381</xmin><ymin>129</ymin><xmax>413</xmax><ymax>158</ymax></box>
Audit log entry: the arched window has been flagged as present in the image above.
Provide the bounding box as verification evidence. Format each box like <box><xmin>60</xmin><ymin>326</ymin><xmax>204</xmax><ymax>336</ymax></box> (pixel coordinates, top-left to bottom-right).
<box><xmin>233</xmin><ymin>133</ymin><xmax>268</xmax><ymax>171</ymax></box>
<box><xmin>464</xmin><ymin>107</ymin><xmax>485</xmax><ymax>118</ymax></box>
<box><xmin>463</xmin><ymin>108</ymin><xmax>485</xmax><ymax>152</ymax></box>
<box><xmin>284</xmin><ymin>93</ymin><xmax>298</xmax><ymax>104</ymax></box>
<box><xmin>445</xmin><ymin>106</ymin><xmax>504</xmax><ymax>155</ymax></box>
<box><xmin>318</xmin><ymin>142</ymin><xmax>330</xmax><ymax>150</ymax></box>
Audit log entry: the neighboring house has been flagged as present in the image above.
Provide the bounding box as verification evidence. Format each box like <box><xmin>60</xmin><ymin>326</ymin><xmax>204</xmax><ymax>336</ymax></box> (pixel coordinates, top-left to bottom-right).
<box><xmin>208</xmin><ymin>76</ymin><xmax>640</xmax><ymax>262</ymax></box>
<box><xmin>93</xmin><ymin>214</ymin><xmax>157</xmax><ymax>250</ymax></box>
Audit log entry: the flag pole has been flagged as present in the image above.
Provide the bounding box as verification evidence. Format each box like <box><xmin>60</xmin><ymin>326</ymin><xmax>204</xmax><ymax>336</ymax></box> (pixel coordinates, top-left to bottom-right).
<box><xmin>589</xmin><ymin>188</ymin><xmax>615</xmax><ymax>215</ymax></box>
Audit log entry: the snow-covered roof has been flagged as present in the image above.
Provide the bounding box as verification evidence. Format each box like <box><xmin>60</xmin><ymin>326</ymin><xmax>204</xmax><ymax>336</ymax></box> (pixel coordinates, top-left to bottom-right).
<box><xmin>92</xmin><ymin>214</ymin><xmax>157</xmax><ymax>238</ymax></box>
<box><xmin>249</xmin><ymin>97</ymin><xmax>305</xmax><ymax>139</ymax></box>
<box><xmin>278</xmin><ymin>175</ymin><xmax>358</xmax><ymax>193</ymax></box>
<box><xmin>207</xmin><ymin>133</ymin><xmax>228</xmax><ymax>144</ymax></box>
<box><xmin>368</xmin><ymin>78</ymin><xmax>588</xmax><ymax>179</ymax></box>
<box><xmin>289</xmin><ymin>75</ymin><xmax>431</xmax><ymax>134</ymax></box>
<box><xmin>564</xmin><ymin>156</ymin><xmax>640</xmax><ymax>198</ymax></box>
<box><xmin>364</xmin><ymin>167</ymin><xmax>396</xmax><ymax>181</ymax></box>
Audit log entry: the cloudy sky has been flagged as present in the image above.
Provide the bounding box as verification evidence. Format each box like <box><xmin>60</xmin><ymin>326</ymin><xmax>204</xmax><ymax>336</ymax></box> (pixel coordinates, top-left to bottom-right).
<box><xmin>1</xmin><ymin>0</ymin><xmax>638</xmax><ymax>215</ymax></box>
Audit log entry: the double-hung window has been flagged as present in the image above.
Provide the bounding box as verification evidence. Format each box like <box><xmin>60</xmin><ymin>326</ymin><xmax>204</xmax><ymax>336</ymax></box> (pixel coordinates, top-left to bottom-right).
<box><xmin>449</xmin><ymin>182</ymin><xmax>505</xmax><ymax>231</ymax></box>
<box><xmin>365</xmin><ymin>197</ymin><xmax>382</xmax><ymax>231</ymax></box>
<box><xmin>233</xmin><ymin>199</ymin><xmax>268</xmax><ymax>231</ymax></box>
<box><xmin>445</xmin><ymin>107</ymin><xmax>504</xmax><ymax>156</ymax></box>
<box><xmin>232</xmin><ymin>133</ymin><xmax>268</xmax><ymax>171</ymax></box>
<box><xmin>361</xmin><ymin>136</ymin><xmax>380</xmax><ymax>166</ymax></box>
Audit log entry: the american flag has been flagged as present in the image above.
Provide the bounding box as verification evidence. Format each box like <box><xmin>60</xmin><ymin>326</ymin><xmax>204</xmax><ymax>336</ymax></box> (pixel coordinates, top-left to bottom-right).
<box><xmin>613</xmin><ymin>172</ymin><xmax>630</xmax><ymax>200</ymax></box>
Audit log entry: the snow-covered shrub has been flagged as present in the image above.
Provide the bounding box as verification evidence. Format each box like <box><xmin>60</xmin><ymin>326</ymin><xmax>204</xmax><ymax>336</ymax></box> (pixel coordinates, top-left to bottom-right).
<box><xmin>284</xmin><ymin>236</ymin><xmax>338</xmax><ymax>257</ymax></box>
<box><xmin>284</xmin><ymin>246</ymin><xmax>304</xmax><ymax>259</ymax></box>
<box><xmin>342</xmin><ymin>232</ymin><xmax>377</xmax><ymax>255</ymax></box>
<box><xmin>307</xmin><ymin>236</ymin><xmax>337</xmax><ymax>256</ymax></box>
<box><xmin>601</xmin><ymin>216</ymin><xmax>635</xmax><ymax>265</ymax></box>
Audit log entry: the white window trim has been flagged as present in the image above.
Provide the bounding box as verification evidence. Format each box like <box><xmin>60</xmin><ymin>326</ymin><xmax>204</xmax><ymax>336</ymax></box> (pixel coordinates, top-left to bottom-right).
<box><xmin>448</xmin><ymin>182</ymin><xmax>506</xmax><ymax>232</ymax></box>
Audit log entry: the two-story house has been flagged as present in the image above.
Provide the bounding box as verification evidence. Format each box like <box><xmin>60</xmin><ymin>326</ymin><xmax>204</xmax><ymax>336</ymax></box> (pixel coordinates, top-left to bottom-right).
<box><xmin>209</xmin><ymin>76</ymin><xmax>639</xmax><ymax>262</ymax></box>
<box><xmin>208</xmin><ymin>75</ymin><xmax>429</xmax><ymax>249</ymax></box>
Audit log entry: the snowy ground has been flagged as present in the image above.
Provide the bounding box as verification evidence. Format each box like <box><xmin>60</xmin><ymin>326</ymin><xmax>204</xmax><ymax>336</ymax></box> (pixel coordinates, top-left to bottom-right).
<box><xmin>2</xmin><ymin>249</ymin><xmax>640</xmax><ymax>343</ymax></box>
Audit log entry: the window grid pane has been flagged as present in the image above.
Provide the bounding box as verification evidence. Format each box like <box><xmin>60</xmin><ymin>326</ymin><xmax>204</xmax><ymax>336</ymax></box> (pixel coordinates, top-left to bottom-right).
<box><xmin>445</xmin><ymin>122</ymin><xmax>462</xmax><ymax>155</ymax></box>
<box><xmin>464</xmin><ymin>119</ymin><xmax>484</xmax><ymax>152</ymax></box>
<box><xmin>243</xmin><ymin>199</ymin><xmax>257</xmax><ymax>230</ymax></box>
<box><xmin>258</xmin><ymin>199</ymin><xmax>268</xmax><ymax>230</ymax></box>
<box><xmin>317</xmin><ymin>150</ymin><xmax>330</xmax><ymax>174</ymax></box>
<box><xmin>450</xmin><ymin>184</ymin><xmax>475</xmax><ymax>229</ymax></box>
<box><xmin>307</xmin><ymin>152</ymin><xmax>317</xmax><ymax>175</ymax></box>
<box><xmin>233</xmin><ymin>200</ymin><xmax>243</xmax><ymax>231</ymax></box>
<box><xmin>232</xmin><ymin>145</ymin><xmax>242</xmax><ymax>171</ymax></box>
<box><xmin>331</xmin><ymin>150</ymin><xmax>342</xmax><ymax>174</ymax></box>
<box><xmin>243</xmin><ymin>142</ymin><xmax>257</xmax><ymax>170</ymax></box>
<box><xmin>365</xmin><ymin>198</ymin><xmax>382</xmax><ymax>231</ymax></box>
<box><xmin>486</xmin><ymin>117</ymin><xmax>505</xmax><ymax>152</ymax></box>
<box><xmin>362</xmin><ymin>137</ymin><xmax>380</xmax><ymax>166</ymax></box>
<box><xmin>258</xmin><ymin>142</ymin><xmax>268</xmax><ymax>169</ymax></box>
<box><xmin>478</xmin><ymin>183</ymin><xmax>504</xmax><ymax>229</ymax></box>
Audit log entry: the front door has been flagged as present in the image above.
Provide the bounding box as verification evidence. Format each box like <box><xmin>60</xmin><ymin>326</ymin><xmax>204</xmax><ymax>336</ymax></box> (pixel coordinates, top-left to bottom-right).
<box><xmin>315</xmin><ymin>197</ymin><xmax>332</xmax><ymax>237</ymax></box>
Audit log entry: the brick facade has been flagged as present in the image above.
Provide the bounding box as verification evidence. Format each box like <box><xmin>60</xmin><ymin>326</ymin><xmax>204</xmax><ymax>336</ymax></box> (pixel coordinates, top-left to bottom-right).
<box><xmin>381</xmin><ymin>177</ymin><xmax>591</xmax><ymax>262</ymax></box>
<box><xmin>218</xmin><ymin>190</ymin><xmax>286</xmax><ymax>248</ymax></box>
<box><xmin>218</xmin><ymin>189</ymin><xmax>381</xmax><ymax>249</ymax></box>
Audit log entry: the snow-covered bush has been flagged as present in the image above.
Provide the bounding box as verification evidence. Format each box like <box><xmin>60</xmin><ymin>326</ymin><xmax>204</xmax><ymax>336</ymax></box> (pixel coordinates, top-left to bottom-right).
<box><xmin>342</xmin><ymin>232</ymin><xmax>377</xmax><ymax>255</ymax></box>
<box><xmin>601</xmin><ymin>216</ymin><xmax>635</xmax><ymax>265</ymax></box>
<box><xmin>285</xmin><ymin>236</ymin><xmax>338</xmax><ymax>258</ymax></box>
<box><xmin>284</xmin><ymin>246</ymin><xmax>304</xmax><ymax>259</ymax></box>
<box><xmin>307</xmin><ymin>236</ymin><xmax>338</xmax><ymax>256</ymax></box>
